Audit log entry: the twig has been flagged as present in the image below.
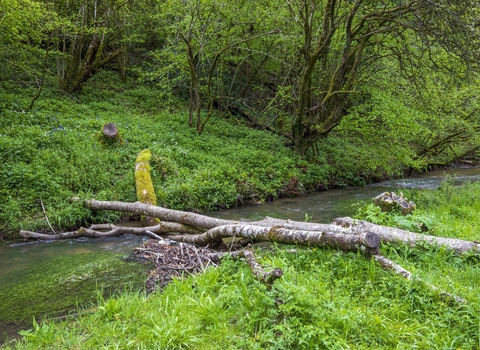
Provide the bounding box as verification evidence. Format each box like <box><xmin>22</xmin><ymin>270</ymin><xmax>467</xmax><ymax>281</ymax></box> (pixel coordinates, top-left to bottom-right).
<box><xmin>145</xmin><ymin>229</ymin><xmax>163</xmax><ymax>240</ymax></box>
<box><xmin>374</xmin><ymin>254</ymin><xmax>465</xmax><ymax>303</ymax></box>
<box><xmin>40</xmin><ymin>198</ymin><xmax>56</xmax><ymax>234</ymax></box>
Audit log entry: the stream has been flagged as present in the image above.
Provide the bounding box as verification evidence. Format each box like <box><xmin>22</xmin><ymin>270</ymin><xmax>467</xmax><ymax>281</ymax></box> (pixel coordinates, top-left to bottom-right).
<box><xmin>1</xmin><ymin>166</ymin><xmax>480</xmax><ymax>343</ymax></box>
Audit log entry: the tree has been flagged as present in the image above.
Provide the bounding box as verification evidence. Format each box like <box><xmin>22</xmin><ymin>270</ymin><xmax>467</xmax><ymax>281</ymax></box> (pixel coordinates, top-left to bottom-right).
<box><xmin>0</xmin><ymin>0</ymin><xmax>59</xmax><ymax>88</ymax></box>
<box><xmin>52</xmin><ymin>0</ymin><xmax>132</xmax><ymax>93</ymax></box>
<box><xmin>147</xmin><ymin>0</ymin><xmax>281</xmax><ymax>133</ymax></box>
<box><xmin>279</xmin><ymin>0</ymin><xmax>480</xmax><ymax>154</ymax></box>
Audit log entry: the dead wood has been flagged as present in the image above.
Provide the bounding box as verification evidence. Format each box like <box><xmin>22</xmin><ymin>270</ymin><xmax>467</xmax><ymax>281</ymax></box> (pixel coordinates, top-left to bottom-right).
<box><xmin>237</xmin><ymin>245</ymin><xmax>283</xmax><ymax>285</ymax></box>
<box><xmin>19</xmin><ymin>222</ymin><xmax>204</xmax><ymax>240</ymax></box>
<box><xmin>136</xmin><ymin>240</ymin><xmax>219</xmax><ymax>292</ymax></box>
<box><xmin>166</xmin><ymin>224</ymin><xmax>380</xmax><ymax>254</ymax></box>
<box><xmin>85</xmin><ymin>199</ymin><xmax>241</xmax><ymax>229</ymax></box>
<box><xmin>333</xmin><ymin>217</ymin><xmax>480</xmax><ymax>254</ymax></box>
<box><xmin>135</xmin><ymin>150</ymin><xmax>160</xmax><ymax>226</ymax></box>
<box><xmin>136</xmin><ymin>240</ymin><xmax>282</xmax><ymax>292</ymax></box>
<box><xmin>98</xmin><ymin>123</ymin><xmax>124</xmax><ymax>145</ymax></box>
<box><xmin>374</xmin><ymin>254</ymin><xmax>465</xmax><ymax>303</ymax></box>
<box><xmin>102</xmin><ymin>123</ymin><xmax>119</xmax><ymax>138</ymax></box>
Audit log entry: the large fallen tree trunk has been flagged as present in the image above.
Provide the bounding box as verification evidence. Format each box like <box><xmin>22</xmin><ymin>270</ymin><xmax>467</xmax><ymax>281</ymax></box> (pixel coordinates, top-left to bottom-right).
<box><xmin>18</xmin><ymin>199</ymin><xmax>472</xmax><ymax>301</ymax></box>
<box><xmin>333</xmin><ymin>217</ymin><xmax>480</xmax><ymax>253</ymax></box>
<box><xmin>166</xmin><ymin>224</ymin><xmax>380</xmax><ymax>254</ymax></box>
<box><xmin>20</xmin><ymin>200</ymin><xmax>480</xmax><ymax>255</ymax></box>
<box><xmin>81</xmin><ymin>200</ymin><xmax>480</xmax><ymax>254</ymax></box>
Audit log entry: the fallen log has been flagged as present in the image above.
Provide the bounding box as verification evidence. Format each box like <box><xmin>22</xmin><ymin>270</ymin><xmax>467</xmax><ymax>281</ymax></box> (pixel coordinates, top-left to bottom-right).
<box><xmin>135</xmin><ymin>150</ymin><xmax>160</xmax><ymax>226</ymax></box>
<box><xmin>84</xmin><ymin>200</ymin><xmax>354</xmax><ymax>234</ymax></box>
<box><xmin>85</xmin><ymin>199</ymin><xmax>237</xmax><ymax>229</ymax></box>
<box><xmin>333</xmin><ymin>217</ymin><xmax>480</xmax><ymax>254</ymax></box>
<box><xmin>18</xmin><ymin>200</ymin><xmax>470</xmax><ymax>302</ymax></box>
<box><xmin>22</xmin><ymin>200</ymin><xmax>480</xmax><ymax>256</ymax></box>
<box><xmin>374</xmin><ymin>254</ymin><xmax>465</xmax><ymax>303</ymax></box>
<box><xmin>19</xmin><ymin>222</ymin><xmax>204</xmax><ymax>240</ymax></box>
<box><xmin>166</xmin><ymin>224</ymin><xmax>380</xmax><ymax>254</ymax></box>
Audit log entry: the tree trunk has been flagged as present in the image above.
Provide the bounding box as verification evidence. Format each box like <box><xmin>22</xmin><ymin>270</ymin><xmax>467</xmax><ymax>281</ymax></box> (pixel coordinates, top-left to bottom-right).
<box><xmin>82</xmin><ymin>200</ymin><xmax>480</xmax><ymax>254</ymax></box>
<box><xmin>166</xmin><ymin>224</ymin><xmax>379</xmax><ymax>254</ymax></box>
<box><xmin>332</xmin><ymin>217</ymin><xmax>480</xmax><ymax>253</ymax></box>
<box><xmin>135</xmin><ymin>150</ymin><xmax>160</xmax><ymax>226</ymax></box>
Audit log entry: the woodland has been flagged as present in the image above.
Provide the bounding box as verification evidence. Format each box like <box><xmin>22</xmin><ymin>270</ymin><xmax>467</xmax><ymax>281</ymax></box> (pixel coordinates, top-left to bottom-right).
<box><xmin>2</xmin><ymin>0</ymin><xmax>480</xmax><ymax>161</ymax></box>
<box><xmin>2</xmin><ymin>0</ymin><xmax>480</xmax><ymax>349</ymax></box>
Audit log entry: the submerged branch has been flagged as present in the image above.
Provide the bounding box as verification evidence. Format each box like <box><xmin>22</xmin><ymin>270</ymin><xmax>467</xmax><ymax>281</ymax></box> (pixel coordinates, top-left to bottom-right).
<box><xmin>19</xmin><ymin>222</ymin><xmax>204</xmax><ymax>240</ymax></box>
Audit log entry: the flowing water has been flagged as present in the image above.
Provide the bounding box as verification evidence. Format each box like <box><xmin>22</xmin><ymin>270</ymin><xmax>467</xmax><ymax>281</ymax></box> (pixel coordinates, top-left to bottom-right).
<box><xmin>1</xmin><ymin>166</ymin><xmax>479</xmax><ymax>343</ymax></box>
<box><xmin>209</xmin><ymin>167</ymin><xmax>480</xmax><ymax>223</ymax></box>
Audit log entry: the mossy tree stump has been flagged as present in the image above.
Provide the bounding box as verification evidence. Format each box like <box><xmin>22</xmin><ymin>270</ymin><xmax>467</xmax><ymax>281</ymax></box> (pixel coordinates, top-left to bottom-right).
<box><xmin>135</xmin><ymin>149</ymin><xmax>160</xmax><ymax>226</ymax></box>
<box><xmin>98</xmin><ymin>123</ymin><xmax>124</xmax><ymax>145</ymax></box>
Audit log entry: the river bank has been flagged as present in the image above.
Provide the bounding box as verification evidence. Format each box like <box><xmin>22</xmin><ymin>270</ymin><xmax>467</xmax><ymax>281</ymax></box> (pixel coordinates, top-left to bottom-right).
<box><xmin>0</xmin><ymin>77</ymin><xmax>435</xmax><ymax>239</ymax></box>
<box><xmin>2</xmin><ymin>166</ymin><xmax>480</xmax><ymax>345</ymax></box>
<box><xmin>3</xmin><ymin>175</ymin><xmax>480</xmax><ymax>349</ymax></box>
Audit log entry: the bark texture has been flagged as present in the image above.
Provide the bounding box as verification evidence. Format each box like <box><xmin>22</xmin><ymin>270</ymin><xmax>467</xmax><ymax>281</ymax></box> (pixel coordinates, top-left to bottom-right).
<box><xmin>167</xmin><ymin>224</ymin><xmax>379</xmax><ymax>254</ymax></box>
<box><xmin>19</xmin><ymin>222</ymin><xmax>203</xmax><ymax>240</ymax></box>
<box><xmin>333</xmin><ymin>217</ymin><xmax>480</xmax><ymax>253</ymax></box>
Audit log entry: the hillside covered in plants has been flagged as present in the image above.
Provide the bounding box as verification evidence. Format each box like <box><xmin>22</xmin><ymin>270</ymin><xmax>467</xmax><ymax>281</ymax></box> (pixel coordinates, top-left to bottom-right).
<box><xmin>1</xmin><ymin>0</ymin><xmax>480</xmax><ymax>235</ymax></box>
<box><xmin>2</xmin><ymin>1</ymin><xmax>480</xmax><ymax>348</ymax></box>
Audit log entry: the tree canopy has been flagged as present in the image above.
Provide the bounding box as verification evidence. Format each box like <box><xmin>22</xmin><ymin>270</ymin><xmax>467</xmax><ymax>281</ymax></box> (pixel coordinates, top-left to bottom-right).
<box><xmin>1</xmin><ymin>0</ymin><xmax>480</xmax><ymax>164</ymax></box>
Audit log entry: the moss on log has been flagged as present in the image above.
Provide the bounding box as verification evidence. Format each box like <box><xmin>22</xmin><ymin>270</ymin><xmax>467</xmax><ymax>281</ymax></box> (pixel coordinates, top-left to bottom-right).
<box><xmin>135</xmin><ymin>149</ymin><xmax>160</xmax><ymax>226</ymax></box>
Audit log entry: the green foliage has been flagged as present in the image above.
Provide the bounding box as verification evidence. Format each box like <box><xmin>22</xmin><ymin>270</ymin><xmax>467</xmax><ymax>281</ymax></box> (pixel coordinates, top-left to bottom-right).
<box><xmin>6</xmin><ymin>239</ymin><xmax>480</xmax><ymax>349</ymax></box>
<box><xmin>342</xmin><ymin>52</ymin><xmax>480</xmax><ymax>169</ymax></box>
<box><xmin>0</xmin><ymin>76</ymin><xmax>329</xmax><ymax>234</ymax></box>
<box><xmin>411</xmin><ymin>180</ymin><xmax>480</xmax><ymax>241</ymax></box>
<box><xmin>354</xmin><ymin>179</ymin><xmax>480</xmax><ymax>241</ymax></box>
<box><xmin>0</xmin><ymin>0</ymin><xmax>59</xmax><ymax>81</ymax></box>
<box><xmin>355</xmin><ymin>203</ymin><xmax>434</xmax><ymax>233</ymax></box>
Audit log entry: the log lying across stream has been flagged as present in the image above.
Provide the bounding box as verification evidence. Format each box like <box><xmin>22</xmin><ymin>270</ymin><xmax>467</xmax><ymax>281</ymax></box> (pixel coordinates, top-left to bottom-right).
<box><xmin>18</xmin><ymin>199</ymin><xmax>478</xmax><ymax>301</ymax></box>
<box><xmin>21</xmin><ymin>199</ymin><xmax>479</xmax><ymax>254</ymax></box>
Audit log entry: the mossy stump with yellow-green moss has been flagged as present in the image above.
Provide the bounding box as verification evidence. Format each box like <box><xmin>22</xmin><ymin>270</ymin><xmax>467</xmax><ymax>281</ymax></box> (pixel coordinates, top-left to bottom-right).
<box><xmin>135</xmin><ymin>149</ymin><xmax>160</xmax><ymax>226</ymax></box>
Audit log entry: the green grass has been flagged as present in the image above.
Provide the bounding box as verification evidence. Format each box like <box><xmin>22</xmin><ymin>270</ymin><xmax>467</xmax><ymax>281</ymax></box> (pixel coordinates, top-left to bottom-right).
<box><xmin>4</xmin><ymin>181</ymin><xmax>480</xmax><ymax>349</ymax></box>
<box><xmin>4</xmin><ymin>240</ymin><xmax>480</xmax><ymax>349</ymax></box>
<box><xmin>354</xmin><ymin>179</ymin><xmax>480</xmax><ymax>242</ymax></box>
<box><xmin>0</xmin><ymin>71</ymin><xmax>410</xmax><ymax>236</ymax></box>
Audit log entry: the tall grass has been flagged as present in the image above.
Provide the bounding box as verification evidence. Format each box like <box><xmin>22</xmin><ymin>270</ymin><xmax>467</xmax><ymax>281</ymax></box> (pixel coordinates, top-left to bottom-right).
<box><xmin>5</xmin><ymin>239</ymin><xmax>480</xmax><ymax>349</ymax></box>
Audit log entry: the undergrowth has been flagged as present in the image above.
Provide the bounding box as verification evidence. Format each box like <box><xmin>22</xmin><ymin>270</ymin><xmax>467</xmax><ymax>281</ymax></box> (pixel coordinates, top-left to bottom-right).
<box><xmin>0</xmin><ymin>71</ymin><xmax>410</xmax><ymax>236</ymax></box>
<box><xmin>5</xmin><ymin>241</ymin><xmax>480</xmax><ymax>349</ymax></box>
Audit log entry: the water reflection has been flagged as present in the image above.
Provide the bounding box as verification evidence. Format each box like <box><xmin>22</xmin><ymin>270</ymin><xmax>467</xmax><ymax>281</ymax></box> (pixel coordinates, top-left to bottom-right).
<box><xmin>1</xmin><ymin>166</ymin><xmax>479</xmax><ymax>343</ymax></box>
